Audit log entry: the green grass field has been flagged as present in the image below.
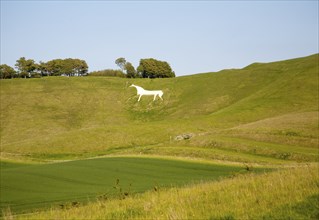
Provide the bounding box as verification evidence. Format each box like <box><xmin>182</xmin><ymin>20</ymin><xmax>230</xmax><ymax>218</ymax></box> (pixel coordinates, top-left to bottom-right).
<box><xmin>11</xmin><ymin>164</ymin><xmax>318</xmax><ymax>220</ymax></box>
<box><xmin>1</xmin><ymin>156</ymin><xmax>257</xmax><ymax>215</ymax></box>
<box><xmin>1</xmin><ymin>54</ymin><xmax>318</xmax><ymax>219</ymax></box>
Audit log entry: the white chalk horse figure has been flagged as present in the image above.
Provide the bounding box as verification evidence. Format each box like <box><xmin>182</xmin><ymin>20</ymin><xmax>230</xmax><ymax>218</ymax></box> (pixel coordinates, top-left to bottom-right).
<box><xmin>129</xmin><ymin>84</ymin><xmax>163</xmax><ymax>102</ymax></box>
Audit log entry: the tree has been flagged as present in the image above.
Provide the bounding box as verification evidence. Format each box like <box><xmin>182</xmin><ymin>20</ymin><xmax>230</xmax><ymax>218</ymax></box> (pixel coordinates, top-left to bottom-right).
<box><xmin>36</xmin><ymin>61</ymin><xmax>49</xmax><ymax>77</ymax></box>
<box><xmin>63</xmin><ymin>58</ymin><xmax>75</xmax><ymax>76</ymax></box>
<box><xmin>73</xmin><ymin>59</ymin><xmax>88</xmax><ymax>76</ymax></box>
<box><xmin>125</xmin><ymin>62</ymin><xmax>138</xmax><ymax>78</ymax></box>
<box><xmin>137</xmin><ymin>58</ymin><xmax>175</xmax><ymax>78</ymax></box>
<box><xmin>0</xmin><ymin>64</ymin><xmax>16</xmax><ymax>79</ymax></box>
<box><xmin>15</xmin><ymin>57</ymin><xmax>36</xmax><ymax>78</ymax></box>
<box><xmin>43</xmin><ymin>58</ymin><xmax>88</xmax><ymax>77</ymax></box>
<box><xmin>115</xmin><ymin>57</ymin><xmax>126</xmax><ymax>72</ymax></box>
<box><xmin>46</xmin><ymin>59</ymin><xmax>63</xmax><ymax>76</ymax></box>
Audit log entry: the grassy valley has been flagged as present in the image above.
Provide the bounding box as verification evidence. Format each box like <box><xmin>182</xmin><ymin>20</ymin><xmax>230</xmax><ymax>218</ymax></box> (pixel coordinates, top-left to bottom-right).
<box><xmin>0</xmin><ymin>54</ymin><xmax>318</xmax><ymax>219</ymax></box>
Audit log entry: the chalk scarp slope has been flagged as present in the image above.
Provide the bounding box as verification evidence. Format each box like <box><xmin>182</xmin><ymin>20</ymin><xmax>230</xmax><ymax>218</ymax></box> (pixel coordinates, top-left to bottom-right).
<box><xmin>0</xmin><ymin>54</ymin><xmax>318</xmax><ymax>159</ymax></box>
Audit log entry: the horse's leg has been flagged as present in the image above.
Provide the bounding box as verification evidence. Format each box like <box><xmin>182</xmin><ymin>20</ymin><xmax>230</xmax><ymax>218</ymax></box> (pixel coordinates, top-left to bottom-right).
<box><xmin>159</xmin><ymin>94</ymin><xmax>163</xmax><ymax>100</ymax></box>
<box><xmin>138</xmin><ymin>95</ymin><xmax>142</xmax><ymax>102</ymax></box>
<box><xmin>153</xmin><ymin>94</ymin><xmax>157</xmax><ymax>101</ymax></box>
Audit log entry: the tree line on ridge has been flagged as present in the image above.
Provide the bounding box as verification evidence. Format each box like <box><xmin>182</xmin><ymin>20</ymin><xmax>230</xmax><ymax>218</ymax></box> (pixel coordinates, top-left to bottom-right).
<box><xmin>0</xmin><ymin>57</ymin><xmax>175</xmax><ymax>79</ymax></box>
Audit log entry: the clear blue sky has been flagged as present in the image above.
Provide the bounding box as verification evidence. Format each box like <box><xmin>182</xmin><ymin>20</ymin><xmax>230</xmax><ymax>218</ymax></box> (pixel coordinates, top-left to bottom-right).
<box><xmin>1</xmin><ymin>0</ymin><xmax>318</xmax><ymax>76</ymax></box>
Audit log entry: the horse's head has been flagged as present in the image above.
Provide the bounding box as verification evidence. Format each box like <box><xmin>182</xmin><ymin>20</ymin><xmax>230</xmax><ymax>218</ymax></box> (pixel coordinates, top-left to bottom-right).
<box><xmin>129</xmin><ymin>84</ymin><xmax>144</xmax><ymax>93</ymax></box>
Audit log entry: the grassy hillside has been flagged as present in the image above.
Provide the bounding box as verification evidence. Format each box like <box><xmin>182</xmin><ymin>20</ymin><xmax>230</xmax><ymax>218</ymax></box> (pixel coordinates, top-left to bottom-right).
<box><xmin>1</xmin><ymin>54</ymin><xmax>318</xmax><ymax>219</ymax></box>
<box><xmin>0</xmin><ymin>54</ymin><xmax>318</xmax><ymax>162</ymax></box>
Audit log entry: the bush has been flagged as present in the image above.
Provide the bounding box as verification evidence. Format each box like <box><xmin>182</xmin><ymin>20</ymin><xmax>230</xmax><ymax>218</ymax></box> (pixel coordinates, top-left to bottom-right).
<box><xmin>88</xmin><ymin>69</ymin><xmax>125</xmax><ymax>77</ymax></box>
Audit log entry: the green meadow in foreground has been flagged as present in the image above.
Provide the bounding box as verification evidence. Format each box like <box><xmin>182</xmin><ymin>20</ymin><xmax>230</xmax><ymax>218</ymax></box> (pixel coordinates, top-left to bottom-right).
<box><xmin>0</xmin><ymin>54</ymin><xmax>318</xmax><ymax>219</ymax></box>
<box><xmin>1</xmin><ymin>156</ymin><xmax>256</xmax><ymax>215</ymax></box>
<box><xmin>9</xmin><ymin>164</ymin><xmax>318</xmax><ymax>220</ymax></box>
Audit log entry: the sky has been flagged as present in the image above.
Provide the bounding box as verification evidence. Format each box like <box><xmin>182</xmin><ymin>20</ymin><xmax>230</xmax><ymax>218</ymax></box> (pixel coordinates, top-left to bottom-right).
<box><xmin>1</xmin><ymin>0</ymin><xmax>318</xmax><ymax>76</ymax></box>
